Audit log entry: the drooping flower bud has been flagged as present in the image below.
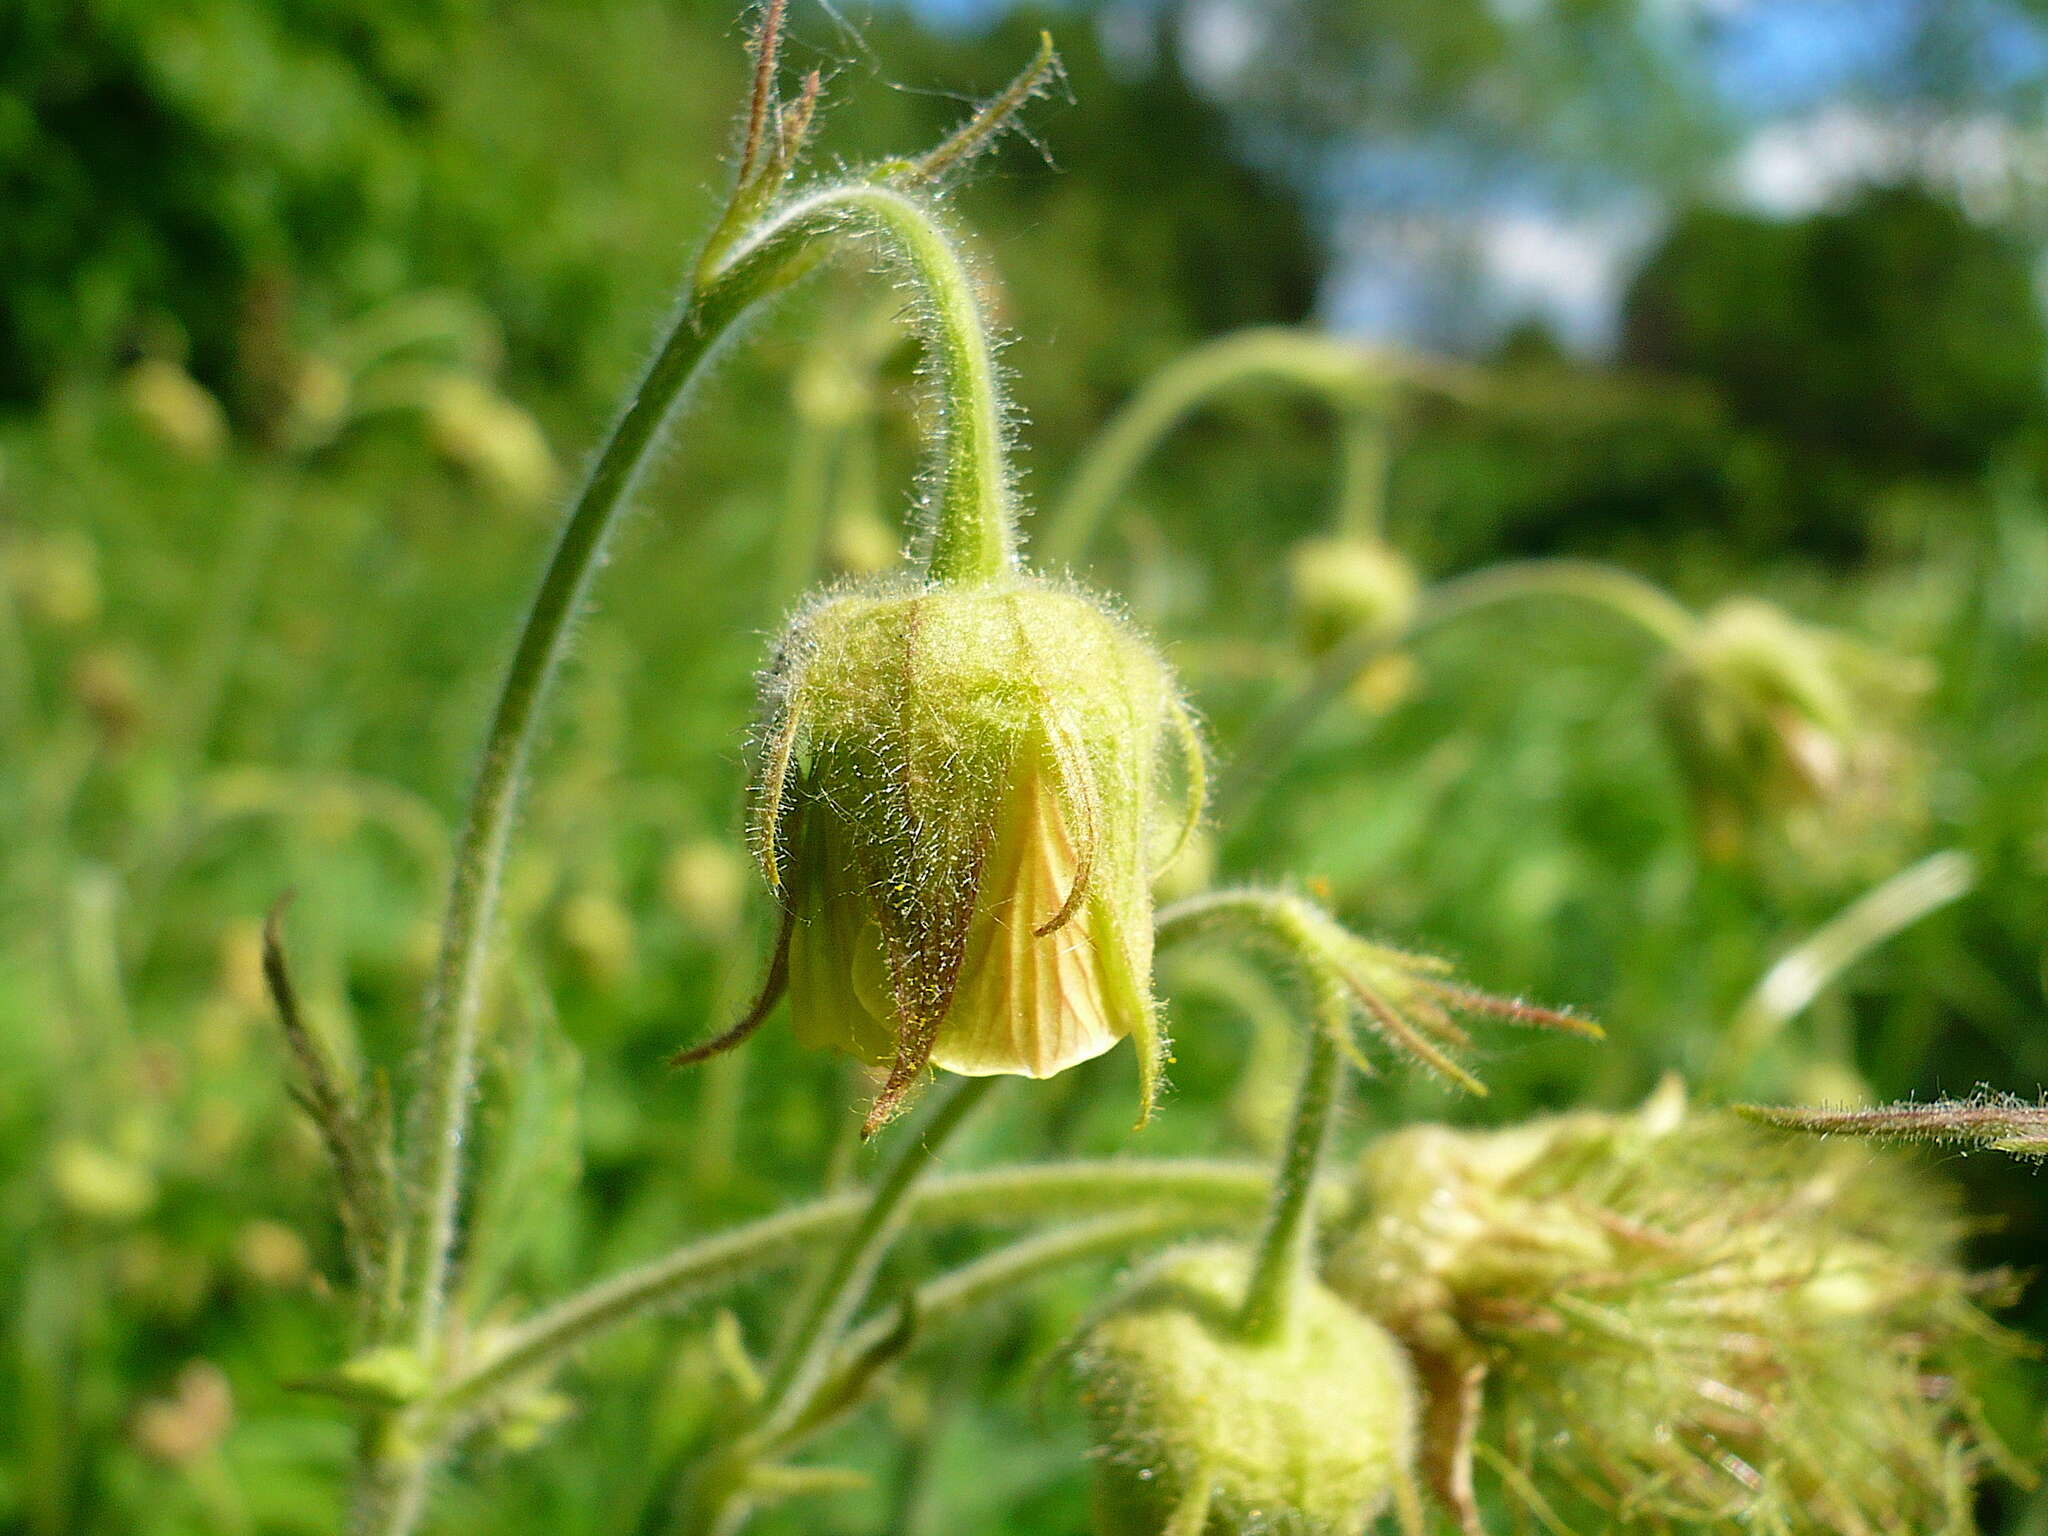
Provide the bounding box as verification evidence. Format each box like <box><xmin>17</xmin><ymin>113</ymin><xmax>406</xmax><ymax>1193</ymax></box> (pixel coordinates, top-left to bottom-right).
<box><xmin>1285</xmin><ymin>535</ymin><xmax>1419</xmax><ymax>660</ymax></box>
<box><xmin>1071</xmin><ymin>1244</ymin><xmax>1418</xmax><ymax>1536</ymax></box>
<box><xmin>1657</xmin><ymin>598</ymin><xmax>1926</xmax><ymax>865</ymax></box>
<box><xmin>1324</xmin><ymin>1081</ymin><xmax>2022</xmax><ymax>1534</ymax></box>
<box><xmin>690</xmin><ymin>573</ymin><xmax>1201</xmax><ymax>1132</ymax></box>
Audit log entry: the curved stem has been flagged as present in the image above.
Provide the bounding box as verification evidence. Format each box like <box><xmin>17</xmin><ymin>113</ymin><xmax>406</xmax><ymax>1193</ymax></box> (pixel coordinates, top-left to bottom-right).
<box><xmin>1237</xmin><ymin>1025</ymin><xmax>1342</xmax><ymax>1343</ymax></box>
<box><xmin>1041</xmin><ymin>328</ymin><xmax>1382</xmax><ymax>567</ymax></box>
<box><xmin>431</xmin><ymin>1157</ymin><xmax>1277</xmax><ymax>1429</ymax></box>
<box><xmin>751</xmin><ymin>1077</ymin><xmax>992</xmax><ymax>1442</ymax></box>
<box><xmin>718</xmin><ymin>183</ymin><xmax>1015</xmax><ymax>583</ymax></box>
<box><xmin>1425</xmin><ymin>558</ymin><xmax>1697</xmax><ymax>649</ymax></box>
<box><xmin>799</xmin><ymin>1211</ymin><xmax>1211</xmax><ymax>1442</ymax></box>
<box><xmin>398</xmin><ymin>265</ymin><xmax>785</xmax><ymax>1362</ymax></box>
<box><xmin>1332</xmin><ymin>405</ymin><xmax>1390</xmax><ymax>541</ymax></box>
<box><xmin>1712</xmin><ymin>849</ymin><xmax>1975</xmax><ymax>1094</ymax></box>
<box><xmin>397</xmin><ymin>177</ymin><xmax>1027</xmax><ymax>1368</ymax></box>
<box><xmin>1212</xmin><ymin>558</ymin><xmax>1698</xmax><ymax>824</ymax></box>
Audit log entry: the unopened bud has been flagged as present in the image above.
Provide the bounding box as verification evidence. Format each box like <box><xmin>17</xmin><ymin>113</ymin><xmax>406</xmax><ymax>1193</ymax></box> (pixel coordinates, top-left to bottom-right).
<box><xmin>1286</xmin><ymin>536</ymin><xmax>1418</xmax><ymax>659</ymax></box>
<box><xmin>1072</xmin><ymin>1244</ymin><xmax>1417</xmax><ymax>1536</ymax></box>
<box><xmin>748</xmin><ymin>573</ymin><xmax>1200</xmax><ymax>1130</ymax></box>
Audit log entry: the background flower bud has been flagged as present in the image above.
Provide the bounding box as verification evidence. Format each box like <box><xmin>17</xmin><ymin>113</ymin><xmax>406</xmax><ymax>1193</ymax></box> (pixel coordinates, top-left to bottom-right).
<box><xmin>1071</xmin><ymin>1244</ymin><xmax>1417</xmax><ymax>1536</ymax></box>
<box><xmin>1657</xmin><ymin>597</ymin><xmax>1928</xmax><ymax>865</ymax></box>
<box><xmin>1285</xmin><ymin>535</ymin><xmax>1419</xmax><ymax>659</ymax></box>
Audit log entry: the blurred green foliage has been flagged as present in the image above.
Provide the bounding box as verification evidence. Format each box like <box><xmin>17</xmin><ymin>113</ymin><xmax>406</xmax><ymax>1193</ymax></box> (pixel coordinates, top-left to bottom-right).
<box><xmin>2</xmin><ymin>2</ymin><xmax>2045</xmax><ymax>1534</ymax></box>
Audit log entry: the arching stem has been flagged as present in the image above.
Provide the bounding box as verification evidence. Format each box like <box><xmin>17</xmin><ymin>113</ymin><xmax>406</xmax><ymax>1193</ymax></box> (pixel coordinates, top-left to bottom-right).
<box><xmin>1214</xmin><ymin>557</ymin><xmax>1699</xmax><ymax>822</ymax></box>
<box><xmin>396</xmin><ymin>179</ymin><xmax>1030</xmax><ymax>1375</ymax></box>
<box><xmin>1042</xmin><ymin>328</ymin><xmax>1393</xmax><ymax>566</ymax></box>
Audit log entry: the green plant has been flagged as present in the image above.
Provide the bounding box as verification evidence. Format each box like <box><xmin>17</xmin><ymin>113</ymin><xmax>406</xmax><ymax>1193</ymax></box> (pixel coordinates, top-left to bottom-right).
<box><xmin>229</xmin><ymin>12</ymin><xmax>2036</xmax><ymax>1536</ymax></box>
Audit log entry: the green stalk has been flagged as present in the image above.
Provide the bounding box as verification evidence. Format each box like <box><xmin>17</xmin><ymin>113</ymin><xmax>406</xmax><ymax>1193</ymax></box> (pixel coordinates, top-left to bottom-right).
<box><xmin>1236</xmin><ymin>1026</ymin><xmax>1342</xmax><ymax>1342</ymax></box>
<box><xmin>1712</xmin><ymin>849</ymin><xmax>1975</xmax><ymax>1093</ymax></box>
<box><xmin>1332</xmin><ymin>405</ymin><xmax>1390</xmax><ymax>541</ymax></box>
<box><xmin>750</xmin><ymin>1077</ymin><xmax>992</xmax><ymax>1442</ymax></box>
<box><xmin>796</xmin><ymin>1211</ymin><xmax>1212</xmax><ymax>1443</ymax></box>
<box><xmin>677</xmin><ymin>1079</ymin><xmax>993</xmax><ymax>1536</ymax></box>
<box><xmin>348</xmin><ymin>1451</ymin><xmax>430</xmax><ymax>1536</ymax></box>
<box><xmin>429</xmin><ymin>1158</ymin><xmax>1277</xmax><ymax>1432</ymax></box>
<box><xmin>395</xmin><ymin>178</ymin><xmax>1031</xmax><ymax>1371</ymax></box>
<box><xmin>1041</xmin><ymin>328</ymin><xmax>1382</xmax><ymax>566</ymax></box>
<box><xmin>1213</xmin><ymin>557</ymin><xmax>1699</xmax><ymax>822</ymax></box>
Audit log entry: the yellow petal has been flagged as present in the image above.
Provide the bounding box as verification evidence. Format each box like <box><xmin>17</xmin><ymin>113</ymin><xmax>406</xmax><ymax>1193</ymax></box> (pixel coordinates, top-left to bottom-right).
<box><xmin>932</xmin><ymin>750</ymin><xmax>1128</xmax><ymax>1079</ymax></box>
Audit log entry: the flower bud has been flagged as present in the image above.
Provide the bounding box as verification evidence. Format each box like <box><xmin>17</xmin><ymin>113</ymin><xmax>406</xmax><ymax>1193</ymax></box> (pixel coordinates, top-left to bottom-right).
<box><xmin>424</xmin><ymin>373</ymin><xmax>558</xmax><ymax>508</ymax></box>
<box><xmin>1657</xmin><ymin>598</ymin><xmax>1926</xmax><ymax>864</ymax></box>
<box><xmin>1325</xmin><ymin>1082</ymin><xmax>2018</xmax><ymax>1533</ymax></box>
<box><xmin>743</xmin><ymin>574</ymin><xmax>1199</xmax><ymax>1130</ymax></box>
<box><xmin>663</xmin><ymin>838</ymin><xmax>749</xmax><ymax>942</ymax></box>
<box><xmin>1071</xmin><ymin>1244</ymin><xmax>1417</xmax><ymax>1536</ymax></box>
<box><xmin>1285</xmin><ymin>536</ymin><xmax>1418</xmax><ymax>659</ymax></box>
<box><xmin>123</xmin><ymin>358</ymin><xmax>228</xmax><ymax>462</ymax></box>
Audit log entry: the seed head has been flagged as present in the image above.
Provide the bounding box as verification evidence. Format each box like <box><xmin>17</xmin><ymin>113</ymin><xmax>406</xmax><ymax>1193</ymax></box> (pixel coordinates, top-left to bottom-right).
<box><xmin>1324</xmin><ymin>1082</ymin><xmax>2024</xmax><ymax>1533</ymax></box>
<box><xmin>1071</xmin><ymin>1244</ymin><xmax>1418</xmax><ymax>1536</ymax></box>
<box><xmin>705</xmin><ymin>573</ymin><xmax>1200</xmax><ymax>1133</ymax></box>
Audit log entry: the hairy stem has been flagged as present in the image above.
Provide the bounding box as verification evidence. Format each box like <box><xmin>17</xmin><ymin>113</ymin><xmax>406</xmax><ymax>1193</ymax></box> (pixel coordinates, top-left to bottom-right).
<box><xmin>1041</xmin><ymin>328</ymin><xmax>1385</xmax><ymax>566</ymax></box>
<box><xmin>752</xmin><ymin>1077</ymin><xmax>993</xmax><ymax>1441</ymax></box>
<box><xmin>1237</xmin><ymin>1025</ymin><xmax>1342</xmax><ymax>1342</ymax></box>
<box><xmin>431</xmin><ymin>1158</ymin><xmax>1278</xmax><ymax>1430</ymax></box>
<box><xmin>1214</xmin><ymin>557</ymin><xmax>1699</xmax><ymax>822</ymax></box>
<box><xmin>397</xmin><ymin>176</ymin><xmax>1032</xmax><ymax>1375</ymax></box>
<box><xmin>801</xmin><ymin>1211</ymin><xmax>1209</xmax><ymax>1440</ymax></box>
<box><xmin>398</xmin><ymin>268</ymin><xmax>780</xmax><ymax>1364</ymax></box>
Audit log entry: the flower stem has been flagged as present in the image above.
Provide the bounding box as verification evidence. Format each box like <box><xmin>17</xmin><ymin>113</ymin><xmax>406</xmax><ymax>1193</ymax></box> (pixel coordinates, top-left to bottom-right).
<box><xmin>429</xmin><ymin>1157</ymin><xmax>1279</xmax><ymax>1429</ymax></box>
<box><xmin>1332</xmin><ymin>405</ymin><xmax>1390</xmax><ymax>541</ymax></box>
<box><xmin>1213</xmin><ymin>557</ymin><xmax>1698</xmax><ymax>823</ymax></box>
<box><xmin>398</xmin><ymin>265</ymin><xmax>782</xmax><ymax>1363</ymax></box>
<box><xmin>797</xmin><ymin>1211</ymin><xmax>1208</xmax><ymax>1442</ymax></box>
<box><xmin>677</xmin><ymin>1078</ymin><xmax>994</xmax><ymax>1536</ymax></box>
<box><xmin>396</xmin><ymin>176</ymin><xmax>1030</xmax><ymax>1375</ymax></box>
<box><xmin>831</xmin><ymin>188</ymin><xmax>1014</xmax><ymax>584</ymax></box>
<box><xmin>1712</xmin><ymin>849</ymin><xmax>1975</xmax><ymax>1093</ymax></box>
<box><xmin>752</xmin><ymin>1076</ymin><xmax>993</xmax><ymax>1441</ymax></box>
<box><xmin>1041</xmin><ymin>328</ymin><xmax>1385</xmax><ymax>566</ymax></box>
<box><xmin>1236</xmin><ymin>1025</ymin><xmax>1342</xmax><ymax>1343</ymax></box>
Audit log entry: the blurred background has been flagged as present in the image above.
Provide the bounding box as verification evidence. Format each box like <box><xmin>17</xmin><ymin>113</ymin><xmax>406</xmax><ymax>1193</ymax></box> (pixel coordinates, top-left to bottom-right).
<box><xmin>4</xmin><ymin>0</ymin><xmax>2047</xmax><ymax>1531</ymax></box>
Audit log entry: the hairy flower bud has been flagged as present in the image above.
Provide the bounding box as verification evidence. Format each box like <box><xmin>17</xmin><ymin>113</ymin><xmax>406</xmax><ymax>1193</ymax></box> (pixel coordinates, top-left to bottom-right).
<box><xmin>1658</xmin><ymin>598</ymin><xmax>1926</xmax><ymax>865</ymax></box>
<box><xmin>1324</xmin><ymin>1082</ymin><xmax>2021</xmax><ymax>1534</ymax></box>
<box><xmin>1072</xmin><ymin>1244</ymin><xmax>1418</xmax><ymax>1536</ymax></box>
<box><xmin>716</xmin><ymin>573</ymin><xmax>1200</xmax><ymax>1131</ymax></box>
<box><xmin>1285</xmin><ymin>535</ymin><xmax>1419</xmax><ymax>659</ymax></box>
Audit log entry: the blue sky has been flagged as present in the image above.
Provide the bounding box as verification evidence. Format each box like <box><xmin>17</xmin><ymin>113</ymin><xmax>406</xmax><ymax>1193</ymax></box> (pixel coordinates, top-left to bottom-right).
<box><xmin>884</xmin><ymin>0</ymin><xmax>2048</xmax><ymax>352</ymax></box>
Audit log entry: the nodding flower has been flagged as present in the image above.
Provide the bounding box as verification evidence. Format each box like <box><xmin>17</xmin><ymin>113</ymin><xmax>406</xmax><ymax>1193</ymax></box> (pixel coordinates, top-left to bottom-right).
<box><xmin>676</xmin><ymin>572</ymin><xmax>1202</xmax><ymax>1135</ymax></box>
<box><xmin>1657</xmin><ymin>597</ymin><xmax>1928</xmax><ymax>865</ymax></box>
